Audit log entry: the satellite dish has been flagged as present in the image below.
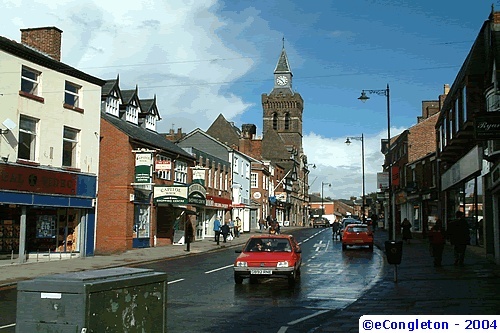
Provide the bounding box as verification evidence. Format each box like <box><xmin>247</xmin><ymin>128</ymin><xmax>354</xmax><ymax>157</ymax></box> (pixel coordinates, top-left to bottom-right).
<box><xmin>2</xmin><ymin>118</ymin><xmax>16</xmax><ymax>132</ymax></box>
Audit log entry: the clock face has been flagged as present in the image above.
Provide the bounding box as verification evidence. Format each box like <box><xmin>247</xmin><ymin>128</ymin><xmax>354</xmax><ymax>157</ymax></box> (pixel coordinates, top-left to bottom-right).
<box><xmin>276</xmin><ymin>75</ymin><xmax>288</xmax><ymax>86</ymax></box>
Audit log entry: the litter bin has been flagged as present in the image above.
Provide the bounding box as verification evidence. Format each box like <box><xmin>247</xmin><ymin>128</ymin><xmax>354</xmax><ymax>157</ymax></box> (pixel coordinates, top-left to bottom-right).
<box><xmin>16</xmin><ymin>267</ymin><xmax>168</xmax><ymax>333</ymax></box>
<box><xmin>384</xmin><ymin>240</ymin><xmax>403</xmax><ymax>265</ymax></box>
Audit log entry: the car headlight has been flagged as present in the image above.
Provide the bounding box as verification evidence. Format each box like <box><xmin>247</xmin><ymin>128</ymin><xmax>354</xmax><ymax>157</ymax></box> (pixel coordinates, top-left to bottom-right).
<box><xmin>235</xmin><ymin>261</ymin><xmax>247</xmax><ymax>267</ymax></box>
<box><xmin>277</xmin><ymin>261</ymin><xmax>289</xmax><ymax>267</ymax></box>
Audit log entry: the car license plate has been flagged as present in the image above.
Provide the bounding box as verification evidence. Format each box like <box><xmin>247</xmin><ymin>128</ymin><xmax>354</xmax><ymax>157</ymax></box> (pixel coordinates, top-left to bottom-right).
<box><xmin>353</xmin><ymin>240</ymin><xmax>363</xmax><ymax>243</ymax></box>
<box><xmin>251</xmin><ymin>269</ymin><xmax>272</xmax><ymax>275</ymax></box>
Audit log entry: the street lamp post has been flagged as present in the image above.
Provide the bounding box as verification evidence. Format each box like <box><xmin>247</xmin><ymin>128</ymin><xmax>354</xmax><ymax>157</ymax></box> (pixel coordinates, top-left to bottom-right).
<box><xmin>321</xmin><ymin>181</ymin><xmax>331</xmax><ymax>218</ymax></box>
<box><xmin>358</xmin><ymin>84</ymin><xmax>393</xmax><ymax>240</ymax></box>
<box><xmin>345</xmin><ymin>134</ymin><xmax>365</xmax><ymax>223</ymax></box>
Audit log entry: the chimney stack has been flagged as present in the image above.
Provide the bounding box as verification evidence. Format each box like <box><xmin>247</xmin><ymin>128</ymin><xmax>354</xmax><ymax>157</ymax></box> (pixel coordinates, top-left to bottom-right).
<box><xmin>20</xmin><ymin>27</ymin><xmax>62</xmax><ymax>61</ymax></box>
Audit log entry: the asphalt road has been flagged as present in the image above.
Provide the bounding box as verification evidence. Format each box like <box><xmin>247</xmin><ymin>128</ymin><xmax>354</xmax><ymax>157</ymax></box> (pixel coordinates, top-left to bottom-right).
<box><xmin>0</xmin><ymin>227</ymin><xmax>384</xmax><ymax>333</ymax></box>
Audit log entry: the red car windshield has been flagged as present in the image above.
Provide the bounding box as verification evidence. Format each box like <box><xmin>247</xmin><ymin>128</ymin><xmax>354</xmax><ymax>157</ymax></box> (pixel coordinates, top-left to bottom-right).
<box><xmin>245</xmin><ymin>238</ymin><xmax>292</xmax><ymax>252</ymax></box>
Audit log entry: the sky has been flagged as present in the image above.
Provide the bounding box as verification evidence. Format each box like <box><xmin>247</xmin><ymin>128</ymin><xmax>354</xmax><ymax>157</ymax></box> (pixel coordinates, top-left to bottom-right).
<box><xmin>1</xmin><ymin>0</ymin><xmax>493</xmax><ymax>199</ymax></box>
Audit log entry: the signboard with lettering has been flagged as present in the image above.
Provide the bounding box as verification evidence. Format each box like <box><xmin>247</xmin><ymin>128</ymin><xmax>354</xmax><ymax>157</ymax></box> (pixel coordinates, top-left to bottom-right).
<box><xmin>188</xmin><ymin>183</ymin><xmax>206</xmax><ymax>205</ymax></box>
<box><xmin>153</xmin><ymin>185</ymin><xmax>188</xmax><ymax>204</ymax></box>
<box><xmin>135</xmin><ymin>153</ymin><xmax>152</xmax><ymax>184</ymax></box>
<box><xmin>0</xmin><ymin>164</ymin><xmax>77</xmax><ymax>195</ymax></box>
<box><xmin>377</xmin><ymin>172</ymin><xmax>389</xmax><ymax>189</ymax></box>
<box><xmin>474</xmin><ymin>114</ymin><xmax>500</xmax><ymax>140</ymax></box>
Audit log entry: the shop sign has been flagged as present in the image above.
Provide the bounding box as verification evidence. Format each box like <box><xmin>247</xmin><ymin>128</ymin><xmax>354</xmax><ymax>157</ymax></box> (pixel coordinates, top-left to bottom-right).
<box><xmin>135</xmin><ymin>153</ymin><xmax>152</xmax><ymax>184</ymax></box>
<box><xmin>0</xmin><ymin>164</ymin><xmax>77</xmax><ymax>195</ymax></box>
<box><xmin>377</xmin><ymin>172</ymin><xmax>389</xmax><ymax>189</ymax></box>
<box><xmin>392</xmin><ymin>166</ymin><xmax>400</xmax><ymax>186</ymax></box>
<box><xmin>192</xmin><ymin>167</ymin><xmax>206</xmax><ymax>186</ymax></box>
<box><xmin>188</xmin><ymin>183</ymin><xmax>206</xmax><ymax>205</ymax></box>
<box><xmin>155</xmin><ymin>160</ymin><xmax>171</xmax><ymax>171</ymax></box>
<box><xmin>441</xmin><ymin>146</ymin><xmax>482</xmax><ymax>190</ymax></box>
<box><xmin>474</xmin><ymin>114</ymin><xmax>500</xmax><ymax>140</ymax></box>
<box><xmin>153</xmin><ymin>185</ymin><xmax>188</xmax><ymax>204</ymax></box>
<box><xmin>206</xmin><ymin>196</ymin><xmax>231</xmax><ymax>209</ymax></box>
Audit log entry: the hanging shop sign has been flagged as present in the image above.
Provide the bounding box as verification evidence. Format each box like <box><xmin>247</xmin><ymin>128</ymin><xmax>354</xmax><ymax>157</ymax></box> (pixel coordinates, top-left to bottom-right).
<box><xmin>135</xmin><ymin>152</ymin><xmax>152</xmax><ymax>184</ymax></box>
<box><xmin>188</xmin><ymin>183</ymin><xmax>206</xmax><ymax>205</ymax></box>
<box><xmin>191</xmin><ymin>167</ymin><xmax>206</xmax><ymax>186</ymax></box>
<box><xmin>153</xmin><ymin>185</ymin><xmax>188</xmax><ymax>204</ymax></box>
<box><xmin>377</xmin><ymin>172</ymin><xmax>389</xmax><ymax>189</ymax></box>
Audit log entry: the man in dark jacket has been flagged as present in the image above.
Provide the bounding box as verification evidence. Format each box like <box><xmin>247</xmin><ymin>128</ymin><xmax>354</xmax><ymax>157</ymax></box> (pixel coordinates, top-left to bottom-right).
<box><xmin>220</xmin><ymin>221</ymin><xmax>230</xmax><ymax>243</ymax></box>
<box><xmin>448</xmin><ymin>211</ymin><xmax>470</xmax><ymax>266</ymax></box>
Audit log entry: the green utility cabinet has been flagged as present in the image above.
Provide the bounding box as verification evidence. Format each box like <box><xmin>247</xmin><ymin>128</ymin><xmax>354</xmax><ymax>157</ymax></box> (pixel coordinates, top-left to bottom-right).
<box><xmin>16</xmin><ymin>267</ymin><xmax>168</xmax><ymax>333</ymax></box>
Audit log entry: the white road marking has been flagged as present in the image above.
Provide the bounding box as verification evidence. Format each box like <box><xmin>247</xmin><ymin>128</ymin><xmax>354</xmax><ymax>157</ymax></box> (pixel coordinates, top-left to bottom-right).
<box><xmin>205</xmin><ymin>264</ymin><xmax>233</xmax><ymax>274</ymax></box>
<box><xmin>0</xmin><ymin>323</ymin><xmax>15</xmax><ymax>329</ymax></box>
<box><xmin>167</xmin><ymin>278</ymin><xmax>185</xmax><ymax>284</ymax></box>
<box><xmin>287</xmin><ymin>309</ymin><xmax>330</xmax><ymax>325</ymax></box>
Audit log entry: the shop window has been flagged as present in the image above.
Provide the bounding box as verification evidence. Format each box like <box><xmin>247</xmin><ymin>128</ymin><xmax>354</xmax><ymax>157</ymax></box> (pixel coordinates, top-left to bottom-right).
<box><xmin>133</xmin><ymin>205</ymin><xmax>150</xmax><ymax>238</ymax></box>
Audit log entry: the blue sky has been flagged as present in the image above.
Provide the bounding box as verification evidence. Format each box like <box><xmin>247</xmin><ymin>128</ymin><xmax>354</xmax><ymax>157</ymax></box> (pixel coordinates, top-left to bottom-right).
<box><xmin>1</xmin><ymin>0</ymin><xmax>492</xmax><ymax>199</ymax></box>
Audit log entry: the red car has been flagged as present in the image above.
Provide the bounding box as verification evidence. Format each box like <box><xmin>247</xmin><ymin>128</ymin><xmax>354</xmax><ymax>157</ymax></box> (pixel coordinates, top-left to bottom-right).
<box><xmin>341</xmin><ymin>224</ymin><xmax>374</xmax><ymax>251</ymax></box>
<box><xmin>234</xmin><ymin>234</ymin><xmax>302</xmax><ymax>286</ymax></box>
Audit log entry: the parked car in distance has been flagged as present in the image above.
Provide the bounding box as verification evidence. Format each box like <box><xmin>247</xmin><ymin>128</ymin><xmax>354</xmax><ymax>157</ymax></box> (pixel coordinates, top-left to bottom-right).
<box><xmin>340</xmin><ymin>217</ymin><xmax>362</xmax><ymax>239</ymax></box>
<box><xmin>234</xmin><ymin>234</ymin><xmax>302</xmax><ymax>287</ymax></box>
<box><xmin>313</xmin><ymin>217</ymin><xmax>329</xmax><ymax>228</ymax></box>
<box><xmin>341</xmin><ymin>224</ymin><xmax>374</xmax><ymax>251</ymax></box>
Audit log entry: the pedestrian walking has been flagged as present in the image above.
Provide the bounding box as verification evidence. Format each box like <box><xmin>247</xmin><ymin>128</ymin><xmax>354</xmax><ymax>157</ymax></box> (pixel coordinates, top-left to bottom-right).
<box><xmin>401</xmin><ymin>218</ymin><xmax>412</xmax><ymax>244</ymax></box>
<box><xmin>259</xmin><ymin>218</ymin><xmax>265</xmax><ymax>232</ymax></box>
<box><xmin>234</xmin><ymin>217</ymin><xmax>241</xmax><ymax>237</ymax></box>
<box><xmin>185</xmin><ymin>221</ymin><xmax>194</xmax><ymax>252</ymax></box>
<box><xmin>428</xmin><ymin>219</ymin><xmax>446</xmax><ymax>267</ymax></box>
<box><xmin>229</xmin><ymin>219</ymin><xmax>235</xmax><ymax>238</ymax></box>
<box><xmin>213</xmin><ymin>216</ymin><xmax>221</xmax><ymax>245</ymax></box>
<box><xmin>220</xmin><ymin>221</ymin><xmax>230</xmax><ymax>243</ymax></box>
<box><xmin>332</xmin><ymin>220</ymin><xmax>341</xmax><ymax>240</ymax></box>
<box><xmin>448</xmin><ymin>211</ymin><xmax>470</xmax><ymax>266</ymax></box>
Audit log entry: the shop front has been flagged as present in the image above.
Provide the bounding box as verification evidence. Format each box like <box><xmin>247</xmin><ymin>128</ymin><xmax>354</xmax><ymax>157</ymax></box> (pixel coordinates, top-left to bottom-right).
<box><xmin>0</xmin><ymin>163</ymin><xmax>96</xmax><ymax>263</ymax></box>
<box><xmin>153</xmin><ymin>184</ymin><xmax>206</xmax><ymax>245</ymax></box>
<box><xmin>205</xmin><ymin>195</ymin><xmax>232</xmax><ymax>239</ymax></box>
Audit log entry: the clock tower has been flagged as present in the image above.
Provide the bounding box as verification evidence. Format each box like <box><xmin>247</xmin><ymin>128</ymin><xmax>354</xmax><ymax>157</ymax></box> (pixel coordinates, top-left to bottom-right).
<box><xmin>262</xmin><ymin>42</ymin><xmax>303</xmax><ymax>157</ymax></box>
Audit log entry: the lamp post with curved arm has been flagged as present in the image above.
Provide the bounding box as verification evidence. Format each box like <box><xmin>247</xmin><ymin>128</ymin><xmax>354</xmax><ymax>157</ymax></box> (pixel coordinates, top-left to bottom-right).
<box><xmin>345</xmin><ymin>134</ymin><xmax>365</xmax><ymax>223</ymax></box>
<box><xmin>358</xmin><ymin>84</ymin><xmax>392</xmax><ymax>239</ymax></box>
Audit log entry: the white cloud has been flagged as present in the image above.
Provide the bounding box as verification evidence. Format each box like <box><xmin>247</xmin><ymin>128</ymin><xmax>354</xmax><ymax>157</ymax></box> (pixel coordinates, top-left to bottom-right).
<box><xmin>304</xmin><ymin>127</ymin><xmax>406</xmax><ymax>199</ymax></box>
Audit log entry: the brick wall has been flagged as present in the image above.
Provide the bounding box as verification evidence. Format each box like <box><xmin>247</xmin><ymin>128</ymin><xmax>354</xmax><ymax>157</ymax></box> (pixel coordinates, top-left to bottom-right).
<box><xmin>96</xmin><ymin>119</ymin><xmax>136</xmax><ymax>254</ymax></box>
<box><xmin>20</xmin><ymin>27</ymin><xmax>62</xmax><ymax>61</ymax></box>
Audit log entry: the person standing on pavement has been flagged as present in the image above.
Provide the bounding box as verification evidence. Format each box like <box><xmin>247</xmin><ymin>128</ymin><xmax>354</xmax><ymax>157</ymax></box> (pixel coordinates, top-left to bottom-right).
<box><xmin>234</xmin><ymin>216</ymin><xmax>241</xmax><ymax>237</ymax></box>
<box><xmin>428</xmin><ymin>219</ymin><xmax>446</xmax><ymax>267</ymax></box>
<box><xmin>220</xmin><ymin>221</ymin><xmax>230</xmax><ymax>243</ymax></box>
<box><xmin>228</xmin><ymin>219</ymin><xmax>235</xmax><ymax>238</ymax></box>
<box><xmin>401</xmin><ymin>218</ymin><xmax>412</xmax><ymax>244</ymax></box>
<box><xmin>448</xmin><ymin>210</ymin><xmax>470</xmax><ymax>266</ymax></box>
<box><xmin>213</xmin><ymin>216</ymin><xmax>221</xmax><ymax>245</ymax></box>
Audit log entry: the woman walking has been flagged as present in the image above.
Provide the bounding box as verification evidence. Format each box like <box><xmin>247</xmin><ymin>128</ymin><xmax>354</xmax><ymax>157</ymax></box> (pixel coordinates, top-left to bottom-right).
<box><xmin>401</xmin><ymin>218</ymin><xmax>412</xmax><ymax>244</ymax></box>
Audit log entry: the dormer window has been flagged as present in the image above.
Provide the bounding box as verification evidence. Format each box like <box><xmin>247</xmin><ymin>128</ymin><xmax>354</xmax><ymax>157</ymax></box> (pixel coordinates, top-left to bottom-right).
<box><xmin>145</xmin><ymin>114</ymin><xmax>156</xmax><ymax>131</ymax></box>
<box><xmin>106</xmin><ymin>95</ymin><xmax>120</xmax><ymax>117</ymax></box>
<box><xmin>125</xmin><ymin>103</ymin><xmax>138</xmax><ymax>124</ymax></box>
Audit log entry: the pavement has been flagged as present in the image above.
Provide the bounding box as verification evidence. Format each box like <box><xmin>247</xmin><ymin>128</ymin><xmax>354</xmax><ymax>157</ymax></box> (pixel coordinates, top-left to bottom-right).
<box><xmin>1</xmin><ymin>227</ymin><xmax>499</xmax><ymax>332</ymax></box>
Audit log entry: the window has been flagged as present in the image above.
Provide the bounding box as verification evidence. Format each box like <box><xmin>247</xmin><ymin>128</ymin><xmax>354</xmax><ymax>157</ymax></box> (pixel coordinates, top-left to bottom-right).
<box><xmin>106</xmin><ymin>95</ymin><xmax>120</xmax><ymax>116</ymax></box>
<box><xmin>272</xmin><ymin>113</ymin><xmax>278</xmax><ymax>130</ymax></box>
<box><xmin>21</xmin><ymin>66</ymin><xmax>40</xmax><ymax>95</ymax></box>
<box><xmin>454</xmin><ymin>99</ymin><xmax>459</xmax><ymax>133</ymax></box>
<box><xmin>174</xmin><ymin>160</ymin><xmax>188</xmax><ymax>184</ymax></box>
<box><xmin>208</xmin><ymin>169</ymin><xmax>212</xmax><ymax>188</ymax></box>
<box><xmin>18</xmin><ymin>115</ymin><xmax>38</xmax><ymax>161</ymax></box>
<box><xmin>251</xmin><ymin>173</ymin><xmax>258</xmax><ymax>188</ymax></box>
<box><xmin>233</xmin><ymin>157</ymin><xmax>238</xmax><ymax>174</ymax></box>
<box><xmin>462</xmin><ymin>86</ymin><xmax>468</xmax><ymax>120</ymax></box>
<box><xmin>65</xmin><ymin>81</ymin><xmax>81</xmax><ymax>108</ymax></box>
<box><xmin>284</xmin><ymin>112</ymin><xmax>290</xmax><ymax>130</ymax></box>
<box><xmin>62</xmin><ymin>126</ymin><xmax>80</xmax><ymax>168</ymax></box>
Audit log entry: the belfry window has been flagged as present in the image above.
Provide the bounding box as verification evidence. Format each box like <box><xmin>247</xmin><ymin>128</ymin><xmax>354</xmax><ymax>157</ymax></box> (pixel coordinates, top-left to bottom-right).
<box><xmin>272</xmin><ymin>113</ymin><xmax>278</xmax><ymax>130</ymax></box>
<box><xmin>284</xmin><ymin>112</ymin><xmax>290</xmax><ymax>130</ymax></box>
